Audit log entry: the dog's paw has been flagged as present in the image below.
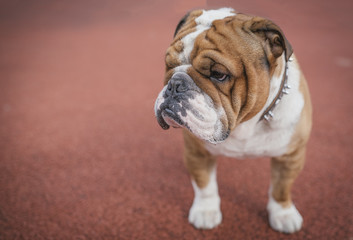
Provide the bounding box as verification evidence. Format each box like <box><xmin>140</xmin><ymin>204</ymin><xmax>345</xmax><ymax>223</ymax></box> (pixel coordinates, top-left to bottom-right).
<box><xmin>188</xmin><ymin>195</ymin><xmax>222</xmax><ymax>229</ymax></box>
<box><xmin>267</xmin><ymin>197</ymin><xmax>303</xmax><ymax>234</ymax></box>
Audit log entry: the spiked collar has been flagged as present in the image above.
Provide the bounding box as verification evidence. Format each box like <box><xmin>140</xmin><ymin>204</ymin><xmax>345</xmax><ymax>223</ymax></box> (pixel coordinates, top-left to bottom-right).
<box><xmin>260</xmin><ymin>57</ymin><xmax>292</xmax><ymax>122</ymax></box>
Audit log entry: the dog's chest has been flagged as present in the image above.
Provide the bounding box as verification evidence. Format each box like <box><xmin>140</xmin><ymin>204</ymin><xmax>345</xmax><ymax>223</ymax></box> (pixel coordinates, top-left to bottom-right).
<box><xmin>204</xmin><ymin>123</ymin><xmax>294</xmax><ymax>158</ymax></box>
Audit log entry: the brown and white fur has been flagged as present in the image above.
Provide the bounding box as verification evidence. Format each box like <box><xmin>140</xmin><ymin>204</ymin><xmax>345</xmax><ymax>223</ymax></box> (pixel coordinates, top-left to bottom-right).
<box><xmin>154</xmin><ymin>8</ymin><xmax>312</xmax><ymax>233</ymax></box>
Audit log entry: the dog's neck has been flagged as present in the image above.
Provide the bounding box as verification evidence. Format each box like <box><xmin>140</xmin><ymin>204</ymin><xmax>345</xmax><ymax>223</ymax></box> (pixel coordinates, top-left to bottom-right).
<box><xmin>260</xmin><ymin>55</ymin><xmax>293</xmax><ymax>121</ymax></box>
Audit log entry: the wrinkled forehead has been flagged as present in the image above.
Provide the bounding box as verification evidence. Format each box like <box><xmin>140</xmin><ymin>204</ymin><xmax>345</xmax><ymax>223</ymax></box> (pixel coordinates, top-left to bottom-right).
<box><xmin>169</xmin><ymin>8</ymin><xmax>237</xmax><ymax>66</ymax></box>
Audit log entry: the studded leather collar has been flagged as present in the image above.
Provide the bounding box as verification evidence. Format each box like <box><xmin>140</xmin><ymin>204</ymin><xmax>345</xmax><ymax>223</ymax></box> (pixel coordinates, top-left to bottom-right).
<box><xmin>260</xmin><ymin>56</ymin><xmax>292</xmax><ymax>121</ymax></box>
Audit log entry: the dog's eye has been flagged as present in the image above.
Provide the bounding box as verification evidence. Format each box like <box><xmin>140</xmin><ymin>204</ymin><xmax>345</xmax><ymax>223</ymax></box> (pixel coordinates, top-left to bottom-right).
<box><xmin>210</xmin><ymin>71</ymin><xmax>229</xmax><ymax>82</ymax></box>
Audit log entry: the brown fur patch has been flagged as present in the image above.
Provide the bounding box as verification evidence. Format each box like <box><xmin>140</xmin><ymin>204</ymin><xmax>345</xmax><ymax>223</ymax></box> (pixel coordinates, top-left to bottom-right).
<box><xmin>164</xmin><ymin>10</ymin><xmax>203</xmax><ymax>85</ymax></box>
<box><xmin>183</xmin><ymin>129</ymin><xmax>216</xmax><ymax>188</ymax></box>
<box><xmin>184</xmin><ymin>15</ymin><xmax>275</xmax><ymax>129</ymax></box>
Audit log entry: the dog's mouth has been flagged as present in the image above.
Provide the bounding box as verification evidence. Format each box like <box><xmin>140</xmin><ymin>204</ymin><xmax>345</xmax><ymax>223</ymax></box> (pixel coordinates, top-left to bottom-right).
<box><xmin>156</xmin><ymin>107</ymin><xmax>184</xmax><ymax>130</ymax></box>
<box><xmin>155</xmin><ymin>102</ymin><xmax>230</xmax><ymax>144</ymax></box>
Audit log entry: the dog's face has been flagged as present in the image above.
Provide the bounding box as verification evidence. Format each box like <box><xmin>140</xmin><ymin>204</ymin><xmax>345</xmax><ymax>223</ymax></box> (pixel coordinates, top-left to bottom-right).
<box><xmin>155</xmin><ymin>8</ymin><xmax>292</xmax><ymax>144</ymax></box>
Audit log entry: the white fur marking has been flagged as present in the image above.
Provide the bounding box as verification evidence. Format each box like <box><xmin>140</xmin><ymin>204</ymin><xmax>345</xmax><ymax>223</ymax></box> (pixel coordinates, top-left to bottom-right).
<box><xmin>180</xmin><ymin>95</ymin><xmax>218</xmax><ymax>140</ymax></box>
<box><xmin>173</xmin><ymin>64</ymin><xmax>191</xmax><ymax>73</ymax></box>
<box><xmin>179</xmin><ymin>8</ymin><xmax>236</xmax><ymax>64</ymax></box>
<box><xmin>189</xmin><ymin>167</ymin><xmax>222</xmax><ymax>229</ymax></box>
<box><xmin>267</xmin><ymin>186</ymin><xmax>303</xmax><ymax>233</ymax></box>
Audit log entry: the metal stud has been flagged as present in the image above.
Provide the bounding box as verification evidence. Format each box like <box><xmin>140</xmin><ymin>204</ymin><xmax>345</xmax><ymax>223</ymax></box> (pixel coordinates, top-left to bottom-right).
<box><xmin>284</xmin><ymin>84</ymin><xmax>291</xmax><ymax>89</ymax></box>
<box><xmin>260</xmin><ymin>58</ymin><xmax>292</xmax><ymax>122</ymax></box>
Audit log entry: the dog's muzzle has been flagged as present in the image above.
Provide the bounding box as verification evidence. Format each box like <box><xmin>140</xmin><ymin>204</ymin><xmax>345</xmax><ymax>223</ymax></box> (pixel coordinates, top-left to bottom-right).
<box><xmin>155</xmin><ymin>72</ymin><xmax>200</xmax><ymax>129</ymax></box>
<box><xmin>154</xmin><ymin>72</ymin><xmax>229</xmax><ymax>144</ymax></box>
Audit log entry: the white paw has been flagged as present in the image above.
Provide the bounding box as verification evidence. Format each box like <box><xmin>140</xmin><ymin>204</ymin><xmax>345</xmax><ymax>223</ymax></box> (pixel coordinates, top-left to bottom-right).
<box><xmin>267</xmin><ymin>197</ymin><xmax>303</xmax><ymax>234</ymax></box>
<box><xmin>188</xmin><ymin>195</ymin><xmax>222</xmax><ymax>229</ymax></box>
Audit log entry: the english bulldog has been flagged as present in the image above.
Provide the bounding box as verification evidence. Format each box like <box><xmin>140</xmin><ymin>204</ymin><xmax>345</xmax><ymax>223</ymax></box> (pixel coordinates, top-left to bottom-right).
<box><xmin>154</xmin><ymin>8</ymin><xmax>312</xmax><ymax>234</ymax></box>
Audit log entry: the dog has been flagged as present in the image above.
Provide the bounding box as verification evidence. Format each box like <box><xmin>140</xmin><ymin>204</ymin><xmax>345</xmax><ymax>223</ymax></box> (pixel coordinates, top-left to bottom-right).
<box><xmin>154</xmin><ymin>8</ymin><xmax>312</xmax><ymax>234</ymax></box>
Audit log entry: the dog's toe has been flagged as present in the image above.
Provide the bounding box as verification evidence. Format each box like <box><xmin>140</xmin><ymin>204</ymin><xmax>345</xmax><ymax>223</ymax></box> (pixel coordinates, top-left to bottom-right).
<box><xmin>189</xmin><ymin>207</ymin><xmax>222</xmax><ymax>229</ymax></box>
<box><xmin>267</xmin><ymin>198</ymin><xmax>303</xmax><ymax>234</ymax></box>
<box><xmin>188</xmin><ymin>196</ymin><xmax>222</xmax><ymax>229</ymax></box>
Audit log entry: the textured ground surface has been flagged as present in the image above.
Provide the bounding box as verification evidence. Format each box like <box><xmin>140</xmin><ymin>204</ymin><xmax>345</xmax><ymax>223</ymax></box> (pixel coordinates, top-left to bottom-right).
<box><xmin>1</xmin><ymin>0</ymin><xmax>352</xmax><ymax>239</ymax></box>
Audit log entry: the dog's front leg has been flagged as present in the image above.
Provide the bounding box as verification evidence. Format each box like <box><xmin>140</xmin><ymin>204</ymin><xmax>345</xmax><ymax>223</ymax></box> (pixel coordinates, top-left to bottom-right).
<box><xmin>267</xmin><ymin>146</ymin><xmax>306</xmax><ymax>234</ymax></box>
<box><xmin>183</xmin><ymin>130</ymin><xmax>221</xmax><ymax>229</ymax></box>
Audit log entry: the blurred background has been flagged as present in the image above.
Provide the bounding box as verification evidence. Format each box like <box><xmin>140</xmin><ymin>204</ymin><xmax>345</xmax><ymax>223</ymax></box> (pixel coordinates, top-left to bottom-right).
<box><xmin>0</xmin><ymin>0</ymin><xmax>352</xmax><ymax>239</ymax></box>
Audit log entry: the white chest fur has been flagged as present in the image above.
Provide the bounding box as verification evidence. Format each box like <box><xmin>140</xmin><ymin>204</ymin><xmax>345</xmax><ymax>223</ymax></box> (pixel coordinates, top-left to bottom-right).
<box><xmin>205</xmin><ymin>57</ymin><xmax>304</xmax><ymax>159</ymax></box>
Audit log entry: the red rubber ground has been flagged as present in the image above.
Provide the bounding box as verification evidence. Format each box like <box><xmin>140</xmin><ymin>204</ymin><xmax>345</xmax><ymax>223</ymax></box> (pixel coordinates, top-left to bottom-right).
<box><xmin>0</xmin><ymin>0</ymin><xmax>352</xmax><ymax>239</ymax></box>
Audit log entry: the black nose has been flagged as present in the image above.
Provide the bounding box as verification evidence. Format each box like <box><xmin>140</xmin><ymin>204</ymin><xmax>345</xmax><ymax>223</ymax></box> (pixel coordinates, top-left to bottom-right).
<box><xmin>165</xmin><ymin>78</ymin><xmax>188</xmax><ymax>97</ymax></box>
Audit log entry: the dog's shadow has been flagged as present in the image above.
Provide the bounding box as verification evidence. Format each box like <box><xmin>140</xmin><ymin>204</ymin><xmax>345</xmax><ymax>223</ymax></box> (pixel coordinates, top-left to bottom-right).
<box><xmin>222</xmin><ymin>185</ymin><xmax>268</xmax><ymax>216</ymax></box>
<box><xmin>217</xmin><ymin>160</ymin><xmax>271</xmax><ymax>226</ymax></box>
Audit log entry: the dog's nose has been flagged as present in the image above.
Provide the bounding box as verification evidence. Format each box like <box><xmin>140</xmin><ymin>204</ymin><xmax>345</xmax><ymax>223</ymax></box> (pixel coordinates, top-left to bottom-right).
<box><xmin>165</xmin><ymin>78</ymin><xmax>188</xmax><ymax>96</ymax></box>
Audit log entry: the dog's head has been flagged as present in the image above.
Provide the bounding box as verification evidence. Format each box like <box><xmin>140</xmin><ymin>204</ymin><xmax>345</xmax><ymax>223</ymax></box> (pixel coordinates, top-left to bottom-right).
<box><xmin>154</xmin><ymin>8</ymin><xmax>292</xmax><ymax>144</ymax></box>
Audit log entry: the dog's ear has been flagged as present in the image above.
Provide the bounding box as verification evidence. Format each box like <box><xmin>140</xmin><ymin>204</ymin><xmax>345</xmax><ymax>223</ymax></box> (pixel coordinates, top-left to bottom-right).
<box><xmin>174</xmin><ymin>12</ymin><xmax>191</xmax><ymax>37</ymax></box>
<box><xmin>248</xmin><ymin>17</ymin><xmax>293</xmax><ymax>61</ymax></box>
